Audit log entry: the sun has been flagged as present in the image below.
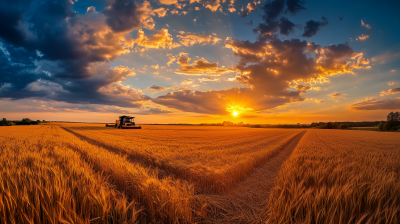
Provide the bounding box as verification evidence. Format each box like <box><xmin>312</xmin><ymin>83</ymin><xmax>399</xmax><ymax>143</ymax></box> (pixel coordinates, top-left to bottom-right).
<box><xmin>232</xmin><ymin>111</ymin><xmax>239</xmax><ymax>116</ymax></box>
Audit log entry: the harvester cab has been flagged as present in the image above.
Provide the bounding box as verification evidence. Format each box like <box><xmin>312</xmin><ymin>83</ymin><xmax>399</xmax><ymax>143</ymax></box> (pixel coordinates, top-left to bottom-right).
<box><xmin>113</xmin><ymin>115</ymin><xmax>141</xmax><ymax>129</ymax></box>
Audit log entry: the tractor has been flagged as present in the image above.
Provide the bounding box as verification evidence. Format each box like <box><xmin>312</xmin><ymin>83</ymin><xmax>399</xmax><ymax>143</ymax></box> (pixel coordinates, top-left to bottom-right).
<box><xmin>106</xmin><ymin>115</ymin><xmax>141</xmax><ymax>129</ymax></box>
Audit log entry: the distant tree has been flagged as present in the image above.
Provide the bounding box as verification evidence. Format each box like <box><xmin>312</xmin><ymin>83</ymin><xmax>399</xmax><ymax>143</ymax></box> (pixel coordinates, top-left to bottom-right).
<box><xmin>387</xmin><ymin>112</ymin><xmax>400</xmax><ymax>122</ymax></box>
<box><xmin>326</xmin><ymin>122</ymin><xmax>333</xmax><ymax>129</ymax></box>
<box><xmin>0</xmin><ymin>118</ymin><xmax>13</xmax><ymax>126</ymax></box>
<box><xmin>385</xmin><ymin>112</ymin><xmax>400</xmax><ymax>131</ymax></box>
<box><xmin>340</xmin><ymin>124</ymin><xmax>349</xmax><ymax>129</ymax></box>
<box><xmin>332</xmin><ymin>122</ymin><xmax>339</xmax><ymax>129</ymax></box>
<box><xmin>378</xmin><ymin>121</ymin><xmax>385</xmax><ymax>131</ymax></box>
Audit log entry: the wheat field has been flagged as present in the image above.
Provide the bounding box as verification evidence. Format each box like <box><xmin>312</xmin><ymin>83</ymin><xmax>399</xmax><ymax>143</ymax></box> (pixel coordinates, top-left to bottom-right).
<box><xmin>61</xmin><ymin>123</ymin><xmax>303</xmax><ymax>193</ymax></box>
<box><xmin>1</xmin><ymin>124</ymin><xmax>399</xmax><ymax>223</ymax></box>
<box><xmin>266</xmin><ymin>129</ymin><xmax>400</xmax><ymax>223</ymax></box>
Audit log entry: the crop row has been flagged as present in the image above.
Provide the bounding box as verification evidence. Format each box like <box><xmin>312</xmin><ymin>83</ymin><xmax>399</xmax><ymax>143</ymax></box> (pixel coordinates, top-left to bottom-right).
<box><xmin>0</xmin><ymin>125</ymin><xmax>138</xmax><ymax>224</ymax></box>
<box><xmin>265</xmin><ymin>129</ymin><xmax>400</xmax><ymax>223</ymax></box>
<box><xmin>62</xmin><ymin>123</ymin><xmax>304</xmax><ymax>193</ymax></box>
<box><xmin>0</xmin><ymin>125</ymin><xmax>197</xmax><ymax>223</ymax></box>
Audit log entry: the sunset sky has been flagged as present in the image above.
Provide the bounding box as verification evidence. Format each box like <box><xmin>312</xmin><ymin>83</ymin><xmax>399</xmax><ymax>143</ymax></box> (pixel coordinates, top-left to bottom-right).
<box><xmin>0</xmin><ymin>0</ymin><xmax>399</xmax><ymax>124</ymax></box>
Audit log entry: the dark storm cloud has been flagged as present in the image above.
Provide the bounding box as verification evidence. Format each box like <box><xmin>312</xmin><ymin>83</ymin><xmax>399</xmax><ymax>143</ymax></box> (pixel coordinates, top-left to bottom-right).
<box><xmin>285</xmin><ymin>0</ymin><xmax>306</xmax><ymax>14</ymax></box>
<box><xmin>261</xmin><ymin>0</ymin><xmax>285</xmax><ymax>23</ymax></box>
<box><xmin>0</xmin><ymin>0</ymin><xmax>151</xmax><ymax>108</ymax></box>
<box><xmin>0</xmin><ymin>0</ymin><xmax>31</xmax><ymax>47</ymax></box>
<box><xmin>278</xmin><ymin>17</ymin><xmax>297</xmax><ymax>35</ymax></box>
<box><xmin>104</xmin><ymin>0</ymin><xmax>141</xmax><ymax>32</ymax></box>
<box><xmin>254</xmin><ymin>0</ymin><xmax>305</xmax><ymax>37</ymax></box>
<box><xmin>302</xmin><ymin>16</ymin><xmax>328</xmax><ymax>38</ymax></box>
<box><xmin>260</xmin><ymin>0</ymin><xmax>305</xmax><ymax>23</ymax></box>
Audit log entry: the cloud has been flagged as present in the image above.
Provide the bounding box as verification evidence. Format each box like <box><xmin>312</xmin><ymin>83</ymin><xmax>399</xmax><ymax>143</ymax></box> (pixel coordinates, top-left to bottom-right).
<box><xmin>104</xmin><ymin>0</ymin><xmax>155</xmax><ymax>32</ymax></box>
<box><xmin>4</xmin><ymin>99</ymin><xmax>138</xmax><ymax>114</ymax></box>
<box><xmin>157</xmin><ymin>0</ymin><xmax>178</xmax><ymax>5</ymax></box>
<box><xmin>137</xmin><ymin>107</ymin><xmax>173</xmax><ymax>114</ymax></box>
<box><xmin>144</xmin><ymin>84</ymin><xmax>171</xmax><ymax>93</ymax></box>
<box><xmin>134</xmin><ymin>29</ymin><xmax>181</xmax><ymax>50</ymax></box>
<box><xmin>154</xmin><ymin>34</ymin><xmax>370</xmax><ymax>115</ymax></box>
<box><xmin>278</xmin><ymin>17</ymin><xmax>298</xmax><ymax>35</ymax></box>
<box><xmin>328</xmin><ymin>92</ymin><xmax>347</xmax><ymax>98</ymax></box>
<box><xmin>380</xmin><ymin>87</ymin><xmax>400</xmax><ymax>96</ymax></box>
<box><xmin>371</xmin><ymin>52</ymin><xmax>400</xmax><ymax>64</ymax></box>
<box><xmin>356</xmin><ymin>32</ymin><xmax>370</xmax><ymax>41</ymax></box>
<box><xmin>0</xmin><ymin>1</ymin><xmax>151</xmax><ymax>109</ymax></box>
<box><xmin>151</xmin><ymin>64</ymin><xmax>160</xmax><ymax>69</ymax></box>
<box><xmin>198</xmin><ymin>77</ymin><xmax>220</xmax><ymax>83</ymax></box>
<box><xmin>177</xmin><ymin>32</ymin><xmax>222</xmax><ymax>46</ymax></box>
<box><xmin>175</xmin><ymin>52</ymin><xmax>236</xmax><ymax>76</ymax></box>
<box><xmin>302</xmin><ymin>17</ymin><xmax>328</xmax><ymax>38</ymax></box>
<box><xmin>239</xmin><ymin>1</ymin><xmax>258</xmax><ymax>18</ymax></box>
<box><xmin>388</xmin><ymin>82</ymin><xmax>396</xmax><ymax>86</ymax></box>
<box><xmin>254</xmin><ymin>0</ymin><xmax>305</xmax><ymax>37</ymax></box>
<box><xmin>153</xmin><ymin>8</ymin><xmax>168</xmax><ymax>17</ymax></box>
<box><xmin>289</xmin><ymin>84</ymin><xmax>320</xmax><ymax>92</ymax></box>
<box><xmin>361</xmin><ymin>20</ymin><xmax>371</xmax><ymax>29</ymax></box>
<box><xmin>204</xmin><ymin>0</ymin><xmax>221</xmax><ymax>12</ymax></box>
<box><xmin>349</xmin><ymin>97</ymin><xmax>400</xmax><ymax>110</ymax></box>
<box><xmin>153</xmin><ymin>88</ymin><xmax>302</xmax><ymax>114</ymax></box>
<box><xmin>166</xmin><ymin>53</ymin><xmax>176</xmax><ymax>66</ymax></box>
<box><xmin>0</xmin><ymin>0</ymin><xmax>377</xmax><ymax>117</ymax></box>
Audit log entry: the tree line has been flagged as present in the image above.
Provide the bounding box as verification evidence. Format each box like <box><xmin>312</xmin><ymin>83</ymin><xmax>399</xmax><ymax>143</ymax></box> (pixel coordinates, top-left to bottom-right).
<box><xmin>0</xmin><ymin>118</ymin><xmax>45</xmax><ymax>126</ymax></box>
<box><xmin>378</xmin><ymin>112</ymin><xmax>400</xmax><ymax>131</ymax></box>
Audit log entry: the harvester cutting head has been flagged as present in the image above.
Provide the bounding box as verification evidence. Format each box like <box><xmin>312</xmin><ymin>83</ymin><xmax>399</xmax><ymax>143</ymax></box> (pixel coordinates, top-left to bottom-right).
<box><xmin>106</xmin><ymin>115</ymin><xmax>141</xmax><ymax>129</ymax></box>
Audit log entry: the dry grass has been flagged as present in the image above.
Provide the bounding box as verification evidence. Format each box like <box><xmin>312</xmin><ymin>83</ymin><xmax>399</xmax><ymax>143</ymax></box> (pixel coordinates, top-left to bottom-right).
<box><xmin>60</xmin><ymin>123</ymin><xmax>303</xmax><ymax>193</ymax></box>
<box><xmin>265</xmin><ymin>129</ymin><xmax>400</xmax><ymax>223</ymax></box>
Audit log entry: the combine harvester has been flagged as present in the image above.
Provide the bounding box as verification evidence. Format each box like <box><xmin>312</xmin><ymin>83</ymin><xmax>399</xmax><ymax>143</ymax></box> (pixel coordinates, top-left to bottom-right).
<box><xmin>105</xmin><ymin>115</ymin><xmax>141</xmax><ymax>129</ymax></box>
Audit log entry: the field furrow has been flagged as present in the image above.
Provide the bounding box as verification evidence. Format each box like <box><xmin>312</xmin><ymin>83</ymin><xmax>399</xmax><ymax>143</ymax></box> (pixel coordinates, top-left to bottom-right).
<box><xmin>54</xmin><ymin>125</ymin><xmax>196</xmax><ymax>223</ymax></box>
<box><xmin>200</xmin><ymin>130</ymin><xmax>306</xmax><ymax>223</ymax></box>
<box><xmin>266</xmin><ymin>129</ymin><xmax>400</xmax><ymax>223</ymax></box>
<box><xmin>60</xmin><ymin>124</ymin><xmax>304</xmax><ymax>193</ymax></box>
<box><xmin>0</xmin><ymin>125</ymin><xmax>139</xmax><ymax>224</ymax></box>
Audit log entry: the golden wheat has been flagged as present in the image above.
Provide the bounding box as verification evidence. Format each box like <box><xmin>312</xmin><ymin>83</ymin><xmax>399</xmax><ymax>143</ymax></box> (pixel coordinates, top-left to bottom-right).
<box><xmin>60</xmin><ymin>123</ymin><xmax>303</xmax><ymax>193</ymax></box>
<box><xmin>8</xmin><ymin>123</ymin><xmax>395</xmax><ymax>224</ymax></box>
<box><xmin>0</xmin><ymin>125</ymin><xmax>139</xmax><ymax>224</ymax></box>
<box><xmin>265</xmin><ymin>129</ymin><xmax>400</xmax><ymax>223</ymax></box>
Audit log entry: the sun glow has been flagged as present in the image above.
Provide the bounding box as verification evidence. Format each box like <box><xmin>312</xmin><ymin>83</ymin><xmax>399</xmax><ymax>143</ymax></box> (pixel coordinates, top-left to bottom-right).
<box><xmin>232</xmin><ymin>111</ymin><xmax>239</xmax><ymax>116</ymax></box>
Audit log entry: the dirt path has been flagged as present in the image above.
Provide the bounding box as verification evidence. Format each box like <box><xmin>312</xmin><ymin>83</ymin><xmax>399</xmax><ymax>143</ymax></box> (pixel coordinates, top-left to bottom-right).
<box><xmin>201</xmin><ymin>131</ymin><xmax>307</xmax><ymax>223</ymax></box>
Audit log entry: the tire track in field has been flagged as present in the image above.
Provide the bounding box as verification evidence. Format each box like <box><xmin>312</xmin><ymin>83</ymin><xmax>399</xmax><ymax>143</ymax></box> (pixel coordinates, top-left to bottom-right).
<box><xmin>61</xmin><ymin>126</ymin><xmax>305</xmax><ymax>195</ymax></box>
<box><xmin>60</xmin><ymin>127</ymin><xmax>165</xmax><ymax>173</ymax></box>
<box><xmin>200</xmin><ymin>130</ymin><xmax>307</xmax><ymax>224</ymax></box>
<box><xmin>60</xmin><ymin>126</ymin><xmax>190</xmax><ymax>183</ymax></box>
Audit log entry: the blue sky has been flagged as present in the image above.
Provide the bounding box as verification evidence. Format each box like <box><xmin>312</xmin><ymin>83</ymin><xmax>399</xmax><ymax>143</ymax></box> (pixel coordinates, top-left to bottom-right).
<box><xmin>0</xmin><ymin>0</ymin><xmax>399</xmax><ymax>123</ymax></box>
